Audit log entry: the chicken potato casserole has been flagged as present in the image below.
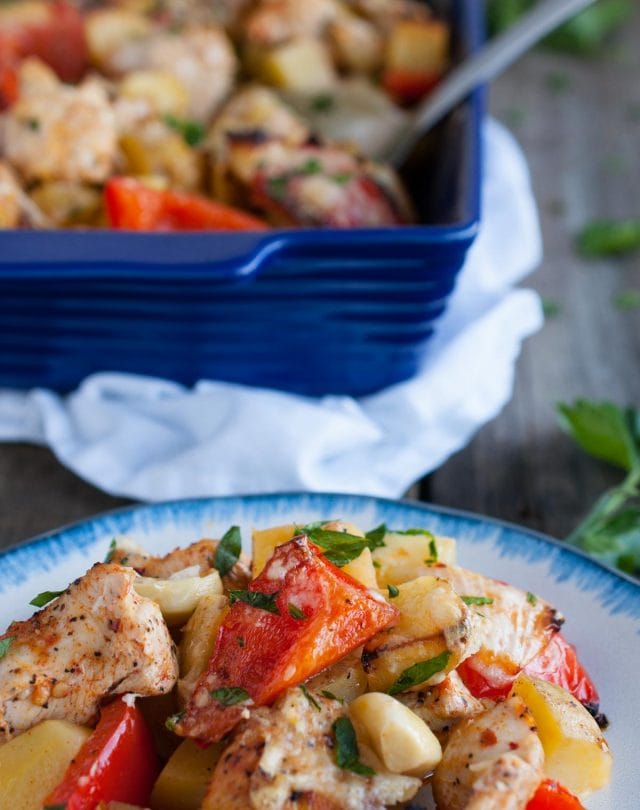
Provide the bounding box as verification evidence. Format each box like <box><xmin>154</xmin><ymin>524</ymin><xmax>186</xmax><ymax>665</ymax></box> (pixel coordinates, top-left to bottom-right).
<box><xmin>0</xmin><ymin>520</ymin><xmax>611</xmax><ymax>809</ymax></box>
<box><xmin>0</xmin><ymin>0</ymin><xmax>451</xmax><ymax>230</ymax></box>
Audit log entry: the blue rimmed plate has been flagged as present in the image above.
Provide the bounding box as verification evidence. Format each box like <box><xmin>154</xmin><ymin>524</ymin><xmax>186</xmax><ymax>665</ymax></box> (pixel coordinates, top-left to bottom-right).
<box><xmin>1</xmin><ymin>493</ymin><xmax>636</xmax><ymax>808</ymax></box>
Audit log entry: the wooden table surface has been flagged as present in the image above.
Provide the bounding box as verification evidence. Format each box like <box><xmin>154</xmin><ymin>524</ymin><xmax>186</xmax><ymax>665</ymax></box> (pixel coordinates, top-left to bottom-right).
<box><xmin>1</xmin><ymin>11</ymin><xmax>638</xmax><ymax>552</ymax></box>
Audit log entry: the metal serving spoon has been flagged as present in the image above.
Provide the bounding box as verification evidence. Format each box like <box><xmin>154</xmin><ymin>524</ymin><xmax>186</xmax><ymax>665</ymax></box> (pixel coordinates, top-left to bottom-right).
<box><xmin>387</xmin><ymin>0</ymin><xmax>598</xmax><ymax>167</ymax></box>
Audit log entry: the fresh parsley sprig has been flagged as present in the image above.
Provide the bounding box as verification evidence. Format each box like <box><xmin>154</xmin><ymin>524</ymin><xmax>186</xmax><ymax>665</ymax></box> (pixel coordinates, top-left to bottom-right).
<box><xmin>558</xmin><ymin>400</ymin><xmax>640</xmax><ymax>576</ymax></box>
<box><xmin>332</xmin><ymin>716</ymin><xmax>375</xmax><ymax>777</ymax></box>
<box><xmin>213</xmin><ymin>525</ymin><xmax>242</xmax><ymax>577</ymax></box>
<box><xmin>229</xmin><ymin>589</ymin><xmax>280</xmax><ymax>614</ymax></box>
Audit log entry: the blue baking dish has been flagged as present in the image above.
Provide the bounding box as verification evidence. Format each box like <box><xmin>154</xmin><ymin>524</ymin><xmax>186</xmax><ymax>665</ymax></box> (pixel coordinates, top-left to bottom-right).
<box><xmin>0</xmin><ymin>0</ymin><xmax>484</xmax><ymax>397</ymax></box>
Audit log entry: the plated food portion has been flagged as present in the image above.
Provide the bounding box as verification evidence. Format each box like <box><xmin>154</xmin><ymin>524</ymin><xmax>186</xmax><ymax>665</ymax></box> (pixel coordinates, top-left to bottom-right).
<box><xmin>0</xmin><ymin>518</ymin><xmax>611</xmax><ymax>809</ymax></box>
<box><xmin>0</xmin><ymin>0</ymin><xmax>451</xmax><ymax>230</ymax></box>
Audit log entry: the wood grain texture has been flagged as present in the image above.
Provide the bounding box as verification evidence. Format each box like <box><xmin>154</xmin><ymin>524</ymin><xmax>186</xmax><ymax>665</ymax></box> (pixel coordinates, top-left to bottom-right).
<box><xmin>428</xmin><ymin>9</ymin><xmax>640</xmax><ymax>538</ymax></box>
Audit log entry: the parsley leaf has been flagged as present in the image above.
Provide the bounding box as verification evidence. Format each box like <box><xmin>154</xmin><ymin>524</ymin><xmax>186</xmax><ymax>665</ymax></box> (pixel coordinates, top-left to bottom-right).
<box><xmin>165</xmin><ymin>710</ymin><xmax>185</xmax><ymax>732</ymax></box>
<box><xmin>526</xmin><ymin>592</ymin><xmax>538</xmax><ymax>605</ymax></box>
<box><xmin>213</xmin><ymin>525</ymin><xmax>242</xmax><ymax>578</ymax></box>
<box><xmin>210</xmin><ymin>687</ymin><xmax>250</xmax><ymax>706</ymax></box>
<box><xmin>387</xmin><ymin>584</ymin><xmax>399</xmax><ymax>598</ymax></box>
<box><xmin>321</xmin><ymin>689</ymin><xmax>344</xmax><ymax>703</ymax></box>
<box><xmin>104</xmin><ymin>538</ymin><xmax>117</xmax><ymax>563</ymax></box>
<box><xmin>300</xmin><ymin>684</ymin><xmax>321</xmax><ymax>711</ymax></box>
<box><xmin>30</xmin><ymin>590</ymin><xmax>64</xmax><ymax>608</ymax></box>
<box><xmin>364</xmin><ymin>523</ymin><xmax>387</xmax><ymax>550</ymax></box>
<box><xmin>557</xmin><ymin>400</ymin><xmax>640</xmax><ymax>472</ymax></box>
<box><xmin>310</xmin><ymin>93</ymin><xmax>334</xmax><ymax>113</ymax></box>
<box><xmin>301</xmin><ymin>527</ymin><xmax>369</xmax><ymax>567</ymax></box>
<box><xmin>461</xmin><ymin>595</ymin><xmax>494</xmax><ymax>606</ymax></box>
<box><xmin>577</xmin><ymin>219</ymin><xmax>640</xmax><ymax>258</ymax></box>
<box><xmin>613</xmin><ymin>290</ymin><xmax>640</xmax><ymax>311</ymax></box>
<box><xmin>164</xmin><ymin>114</ymin><xmax>206</xmax><ymax>147</ymax></box>
<box><xmin>388</xmin><ymin>651</ymin><xmax>451</xmax><ymax>695</ymax></box>
<box><xmin>332</xmin><ymin>716</ymin><xmax>375</xmax><ymax>776</ymax></box>
<box><xmin>0</xmin><ymin>637</ymin><xmax>14</xmax><ymax>659</ymax></box>
<box><xmin>287</xmin><ymin>602</ymin><xmax>306</xmax><ymax>620</ymax></box>
<box><xmin>229</xmin><ymin>589</ymin><xmax>280</xmax><ymax>614</ymax></box>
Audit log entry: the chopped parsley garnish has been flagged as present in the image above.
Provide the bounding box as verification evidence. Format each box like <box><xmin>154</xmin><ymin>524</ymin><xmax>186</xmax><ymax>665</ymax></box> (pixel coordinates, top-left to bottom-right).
<box><xmin>321</xmin><ymin>689</ymin><xmax>344</xmax><ymax>703</ymax></box>
<box><xmin>395</xmin><ymin>527</ymin><xmax>436</xmax><ymax>538</ymax></box>
<box><xmin>526</xmin><ymin>591</ymin><xmax>538</xmax><ymax>605</ymax></box>
<box><xmin>364</xmin><ymin>523</ymin><xmax>387</xmax><ymax>550</ymax></box>
<box><xmin>577</xmin><ymin>219</ymin><xmax>640</xmax><ymax>258</ymax></box>
<box><xmin>266</xmin><ymin>175</ymin><xmax>288</xmax><ymax>201</ymax></box>
<box><xmin>387</xmin><ymin>584</ymin><xmax>399</xmax><ymax>599</ymax></box>
<box><xmin>300</xmin><ymin>158</ymin><xmax>322</xmax><ymax>175</ymax></box>
<box><xmin>237</xmin><ymin>636</ymin><xmax>245</xmax><ymax>647</ymax></box>
<box><xmin>210</xmin><ymin>686</ymin><xmax>250</xmax><ymax>706</ymax></box>
<box><xmin>297</xmin><ymin>526</ymin><xmax>366</xmax><ymax>567</ymax></box>
<box><xmin>388</xmin><ymin>651</ymin><xmax>451</xmax><ymax>695</ymax></box>
<box><xmin>287</xmin><ymin>602</ymin><xmax>306</xmax><ymax>620</ymax></box>
<box><xmin>104</xmin><ymin>539</ymin><xmax>117</xmax><ymax>563</ymax></box>
<box><xmin>310</xmin><ymin>93</ymin><xmax>335</xmax><ymax>113</ymax></box>
<box><xmin>332</xmin><ymin>716</ymin><xmax>375</xmax><ymax>777</ymax></box>
<box><xmin>332</xmin><ymin>172</ymin><xmax>352</xmax><ymax>185</ymax></box>
<box><xmin>0</xmin><ymin>637</ymin><xmax>14</xmax><ymax>660</ymax></box>
<box><xmin>164</xmin><ymin>114</ymin><xmax>206</xmax><ymax>147</ymax></box>
<box><xmin>425</xmin><ymin>537</ymin><xmax>439</xmax><ymax>563</ymax></box>
<box><xmin>30</xmin><ymin>590</ymin><xmax>64</xmax><ymax>608</ymax></box>
<box><xmin>461</xmin><ymin>596</ymin><xmax>494</xmax><ymax>606</ymax></box>
<box><xmin>613</xmin><ymin>290</ymin><xmax>640</xmax><ymax>311</ymax></box>
<box><xmin>24</xmin><ymin>118</ymin><xmax>40</xmax><ymax>131</ymax></box>
<box><xmin>165</xmin><ymin>710</ymin><xmax>185</xmax><ymax>732</ymax></box>
<box><xmin>300</xmin><ymin>684</ymin><xmax>321</xmax><ymax>711</ymax></box>
<box><xmin>213</xmin><ymin>525</ymin><xmax>241</xmax><ymax>578</ymax></box>
<box><xmin>229</xmin><ymin>589</ymin><xmax>280</xmax><ymax>614</ymax></box>
<box><xmin>372</xmin><ymin>560</ymin><xmax>381</xmax><ymax>569</ymax></box>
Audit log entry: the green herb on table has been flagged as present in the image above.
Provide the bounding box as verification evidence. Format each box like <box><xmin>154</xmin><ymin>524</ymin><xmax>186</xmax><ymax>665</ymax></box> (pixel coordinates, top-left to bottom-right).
<box><xmin>576</xmin><ymin>219</ymin><xmax>640</xmax><ymax>258</ymax></box>
<box><xmin>30</xmin><ymin>590</ymin><xmax>64</xmax><ymax>608</ymax></box>
<box><xmin>213</xmin><ymin>525</ymin><xmax>242</xmax><ymax>577</ymax></box>
<box><xmin>545</xmin><ymin>71</ymin><xmax>571</xmax><ymax>95</ymax></box>
<box><xmin>542</xmin><ymin>298</ymin><xmax>562</xmax><ymax>319</ymax></box>
<box><xmin>331</xmin><ymin>716</ymin><xmax>375</xmax><ymax>776</ymax></box>
<box><xmin>613</xmin><ymin>290</ymin><xmax>640</xmax><ymax>311</ymax></box>
<box><xmin>557</xmin><ymin>400</ymin><xmax>640</xmax><ymax>576</ymax></box>
<box><xmin>503</xmin><ymin>107</ymin><xmax>527</xmax><ymax>129</ymax></box>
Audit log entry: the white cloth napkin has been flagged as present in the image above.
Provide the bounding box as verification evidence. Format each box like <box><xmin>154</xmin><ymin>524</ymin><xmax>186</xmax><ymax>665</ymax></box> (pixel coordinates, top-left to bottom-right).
<box><xmin>0</xmin><ymin>119</ymin><xmax>543</xmax><ymax>501</ymax></box>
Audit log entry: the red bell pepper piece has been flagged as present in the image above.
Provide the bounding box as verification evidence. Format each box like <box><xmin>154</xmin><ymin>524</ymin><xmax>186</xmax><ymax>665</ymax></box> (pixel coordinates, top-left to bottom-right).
<box><xmin>523</xmin><ymin>632</ymin><xmax>600</xmax><ymax>711</ymax></box>
<box><xmin>526</xmin><ymin>779</ymin><xmax>585</xmax><ymax>810</ymax></box>
<box><xmin>458</xmin><ymin>632</ymin><xmax>601</xmax><ymax>713</ymax></box>
<box><xmin>0</xmin><ymin>1</ymin><xmax>88</xmax><ymax>85</ymax></box>
<box><xmin>105</xmin><ymin>177</ymin><xmax>268</xmax><ymax>231</ymax></box>
<box><xmin>44</xmin><ymin>696</ymin><xmax>159</xmax><ymax>810</ymax></box>
<box><xmin>382</xmin><ymin>68</ymin><xmax>441</xmax><ymax>105</ymax></box>
<box><xmin>175</xmin><ymin>536</ymin><xmax>399</xmax><ymax>744</ymax></box>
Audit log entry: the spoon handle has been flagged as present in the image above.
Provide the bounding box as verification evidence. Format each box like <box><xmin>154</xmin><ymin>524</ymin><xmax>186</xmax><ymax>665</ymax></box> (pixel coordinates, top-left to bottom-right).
<box><xmin>388</xmin><ymin>0</ymin><xmax>597</xmax><ymax>166</ymax></box>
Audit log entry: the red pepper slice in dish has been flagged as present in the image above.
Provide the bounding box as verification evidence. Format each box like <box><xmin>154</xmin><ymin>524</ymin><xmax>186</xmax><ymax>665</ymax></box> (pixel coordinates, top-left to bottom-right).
<box><xmin>458</xmin><ymin>632</ymin><xmax>601</xmax><ymax>715</ymax></box>
<box><xmin>105</xmin><ymin>177</ymin><xmax>268</xmax><ymax>231</ymax></box>
<box><xmin>175</xmin><ymin>535</ymin><xmax>399</xmax><ymax>744</ymax></box>
<box><xmin>0</xmin><ymin>1</ymin><xmax>88</xmax><ymax>86</ymax></box>
<box><xmin>526</xmin><ymin>779</ymin><xmax>585</xmax><ymax>810</ymax></box>
<box><xmin>44</xmin><ymin>696</ymin><xmax>159</xmax><ymax>810</ymax></box>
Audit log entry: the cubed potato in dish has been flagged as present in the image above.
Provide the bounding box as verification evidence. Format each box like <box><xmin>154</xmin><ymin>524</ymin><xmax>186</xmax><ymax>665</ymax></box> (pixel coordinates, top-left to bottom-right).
<box><xmin>342</xmin><ymin>547</ymin><xmax>378</xmax><ymax>589</ymax></box>
<box><xmin>178</xmin><ymin>593</ymin><xmax>228</xmax><ymax>705</ymax></box>
<box><xmin>383</xmin><ymin>19</ymin><xmax>449</xmax><ymax>103</ymax></box>
<box><xmin>150</xmin><ymin>738</ymin><xmax>225</xmax><ymax>810</ymax></box>
<box><xmin>363</xmin><ymin>576</ymin><xmax>475</xmax><ymax>694</ymax></box>
<box><xmin>0</xmin><ymin>720</ymin><xmax>90</xmax><ymax>810</ymax></box>
<box><xmin>85</xmin><ymin>8</ymin><xmax>152</xmax><ymax>74</ymax></box>
<box><xmin>511</xmin><ymin>673</ymin><xmax>612</xmax><ymax>795</ymax></box>
<box><xmin>252</xmin><ymin>523</ymin><xmax>296</xmax><ymax>576</ymax></box>
<box><xmin>256</xmin><ymin>38</ymin><xmax>336</xmax><ymax>92</ymax></box>
<box><xmin>30</xmin><ymin>181</ymin><xmax>102</xmax><ymax>227</ymax></box>
<box><xmin>372</xmin><ymin>531</ymin><xmax>456</xmax><ymax>587</ymax></box>
<box><xmin>119</xmin><ymin>128</ymin><xmax>203</xmax><ymax>191</ymax></box>
<box><xmin>134</xmin><ymin>570</ymin><xmax>222</xmax><ymax>626</ymax></box>
<box><xmin>119</xmin><ymin>69</ymin><xmax>189</xmax><ymax>117</ymax></box>
<box><xmin>305</xmin><ymin>648</ymin><xmax>367</xmax><ymax>703</ymax></box>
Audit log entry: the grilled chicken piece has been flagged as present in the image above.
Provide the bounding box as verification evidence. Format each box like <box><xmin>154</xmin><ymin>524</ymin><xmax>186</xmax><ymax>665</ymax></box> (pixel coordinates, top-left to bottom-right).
<box><xmin>203</xmin><ymin>688</ymin><xmax>421</xmax><ymax>810</ymax></box>
<box><xmin>426</xmin><ymin>564</ymin><xmax>563</xmax><ymax>688</ymax></box>
<box><xmin>398</xmin><ymin>670</ymin><xmax>486</xmax><ymax>744</ymax></box>
<box><xmin>244</xmin><ymin>0</ymin><xmax>340</xmax><ymax>47</ymax></box>
<box><xmin>110</xmin><ymin>538</ymin><xmax>251</xmax><ymax>591</ymax></box>
<box><xmin>145</xmin><ymin>26</ymin><xmax>237</xmax><ymax>121</ymax></box>
<box><xmin>0</xmin><ymin>563</ymin><xmax>178</xmax><ymax>741</ymax></box>
<box><xmin>4</xmin><ymin>59</ymin><xmax>116</xmax><ymax>183</ymax></box>
<box><xmin>433</xmin><ymin>696</ymin><xmax>544</xmax><ymax>810</ymax></box>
